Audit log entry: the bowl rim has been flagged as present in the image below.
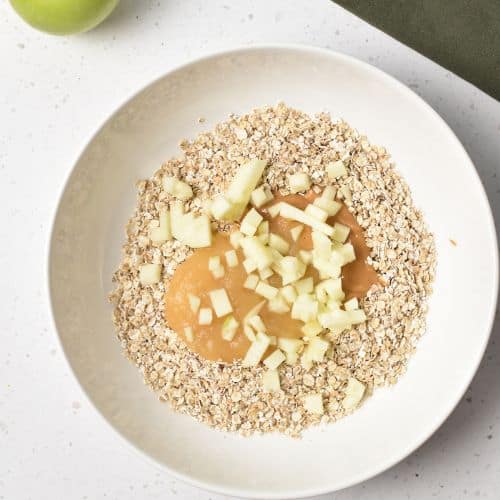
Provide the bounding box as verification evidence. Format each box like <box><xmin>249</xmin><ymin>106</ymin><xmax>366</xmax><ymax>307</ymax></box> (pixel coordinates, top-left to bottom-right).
<box><xmin>47</xmin><ymin>43</ymin><xmax>499</xmax><ymax>499</ymax></box>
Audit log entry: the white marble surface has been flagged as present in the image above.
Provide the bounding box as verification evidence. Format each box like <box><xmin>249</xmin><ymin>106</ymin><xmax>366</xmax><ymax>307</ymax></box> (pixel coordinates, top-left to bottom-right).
<box><xmin>0</xmin><ymin>0</ymin><xmax>499</xmax><ymax>499</ymax></box>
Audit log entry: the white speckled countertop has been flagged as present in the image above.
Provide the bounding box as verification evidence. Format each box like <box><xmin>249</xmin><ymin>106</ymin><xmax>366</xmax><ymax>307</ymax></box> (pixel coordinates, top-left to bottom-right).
<box><xmin>0</xmin><ymin>0</ymin><xmax>499</xmax><ymax>498</ymax></box>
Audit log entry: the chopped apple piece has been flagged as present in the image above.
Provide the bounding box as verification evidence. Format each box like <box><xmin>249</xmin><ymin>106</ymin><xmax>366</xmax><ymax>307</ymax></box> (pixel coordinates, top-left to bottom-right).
<box><xmin>277</xmin><ymin>337</ymin><xmax>304</xmax><ymax>355</ymax></box>
<box><xmin>293</xmin><ymin>277</ymin><xmax>314</xmax><ymax>295</ymax></box>
<box><xmin>267</xmin><ymin>294</ymin><xmax>290</xmax><ymax>313</ymax></box>
<box><xmin>170</xmin><ymin>202</ymin><xmax>212</xmax><ymax>248</ymax></box>
<box><xmin>184</xmin><ymin>326</ymin><xmax>194</xmax><ymax>342</ymax></box>
<box><xmin>339</xmin><ymin>185</ymin><xmax>352</xmax><ymax>204</ymax></box>
<box><xmin>301</xmin><ymin>321</ymin><xmax>323</xmax><ymax>337</ymax></box>
<box><xmin>269</xmin><ymin>335</ymin><xmax>277</xmax><ymax>346</ymax></box>
<box><xmin>289</xmin><ymin>172</ymin><xmax>311</xmax><ymax>193</ymax></box>
<box><xmin>344</xmin><ymin>297</ymin><xmax>359</xmax><ymax>311</ymax></box>
<box><xmin>305</xmin><ymin>204</ymin><xmax>328</xmax><ymax>222</ymax></box>
<box><xmin>243</xmin><ymin>324</ymin><xmax>256</xmax><ymax>341</ymax></box>
<box><xmin>229</xmin><ymin>230</ymin><xmax>244</xmax><ymax>249</ymax></box>
<box><xmin>243</xmin><ymin>300</ymin><xmax>266</xmax><ymax>324</ymax></box>
<box><xmin>279</xmin><ymin>202</ymin><xmax>334</xmax><ymax>236</ymax></box>
<box><xmin>303</xmin><ymin>393</ymin><xmax>324</xmax><ymax>415</ymax></box>
<box><xmin>266</xmin><ymin>203</ymin><xmax>282</xmax><ymax>218</ymax></box>
<box><xmin>312</xmin><ymin>230</ymin><xmax>332</xmax><ymax>259</ymax></box>
<box><xmin>313</xmin><ymin>196</ymin><xmax>341</xmax><ymax>216</ymax></box>
<box><xmin>291</xmin><ymin>294</ymin><xmax>319</xmax><ymax>323</ymax></box>
<box><xmin>264</xmin><ymin>349</ymin><xmax>286</xmax><ymax>369</ymax></box>
<box><xmin>304</xmin><ymin>336</ymin><xmax>330</xmax><ymax>362</ymax></box>
<box><xmin>243</xmin><ymin>273</ymin><xmax>259</xmax><ymax>290</ymax></box>
<box><xmin>298</xmin><ymin>250</ymin><xmax>313</xmax><ymax>265</ymax></box>
<box><xmin>251</xmin><ymin>185</ymin><xmax>274</xmax><ymax>208</ymax></box>
<box><xmin>139</xmin><ymin>263</ymin><xmax>162</xmax><ymax>285</ymax></box>
<box><xmin>163</xmin><ymin>176</ymin><xmax>193</xmax><ymax>200</ymax></box>
<box><xmin>225</xmin><ymin>249</ymin><xmax>238</xmax><ymax>268</ymax></box>
<box><xmin>242</xmin><ymin>332</ymin><xmax>271</xmax><ymax>367</ymax></box>
<box><xmin>268</xmin><ymin>233</ymin><xmax>290</xmax><ymax>254</ymax></box>
<box><xmin>312</xmin><ymin>257</ymin><xmax>341</xmax><ymax>279</ymax></box>
<box><xmin>208</xmin><ymin>256</ymin><xmax>225</xmax><ymax>279</ymax></box>
<box><xmin>315</xmin><ymin>278</ymin><xmax>345</xmax><ymax>303</ymax></box>
<box><xmin>280</xmin><ymin>285</ymin><xmax>298</xmax><ymax>304</ymax></box>
<box><xmin>198</xmin><ymin>307</ymin><xmax>213</xmax><ymax>325</ymax></box>
<box><xmin>243</xmin><ymin>258</ymin><xmax>258</xmax><ymax>274</ymax></box>
<box><xmin>240</xmin><ymin>208</ymin><xmax>263</xmax><ymax>236</ymax></box>
<box><xmin>339</xmin><ymin>243</ymin><xmax>356</xmax><ymax>265</ymax></box>
<box><xmin>188</xmin><ymin>293</ymin><xmax>201</xmax><ymax>313</ymax></box>
<box><xmin>277</xmin><ymin>256</ymin><xmax>307</xmax><ymax>285</ymax></box>
<box><xmin>255</xmin><ymin>281</ymin><xmax>279</xmax><ymax>300</ymax></box>
<box><xmin>258</xmin><ymin>267</ymin><xmax>273</xmax><ymax>280</ymax></box>
<box><xmin>208</xmin><ymin>288</ymin><xmax>233</xmax><ymax>317</ymax></box>
<box><xmin>248</xmin><ymin>315</ymin><xmax>266</xmax><ymax>332</ymax></box>
<box><xmin>150</xmin><ymin>210</ymin><xmax>172</xmax><ymax>243</ymax></box>
<box><xmin>318</xmin><ymin>309</ymin><xmax>352</xmax><ymax>330</ymax></box>
<box><xmin>210</xmin><ymin>195</ymin><xmax>240</xmax><ymax>221</ymax></box>
<box><xmin>331</xmin><ymin>223</ymin><xmax>350</xmax><ymax>243</ymax></box>
<box><xmin>257</xmin><ymin>233</ymin><xmax>269</xmax><ymax>244</ymax></box>
<box><xmin>240</xmin><ymin>237</ymin><xmax>274</xmax><ymax>270</ymax></box>
<box><xmin>326</xmin><ymin>160</ymin><xmax>347</xmax><ymax>179</ymax></box>
<box><xmin>342</xmin><ymin>377</ymin><xmax>366</xmax><ymax>410</ymax></box>
<box><xmin>221</xmin><ymin>315</ymin><xmax>239</xmax><ymax>341</ymax></box>
<box><xmin>290</xmin><ymin>225</ymin><xmax>304</xmax><ymax>242</ymax></box>
<box><xmin>346</xmin><ymin>309</ymin><xmax>367</xmax><ymax>325</ymax></box>
<box><xmin>257</xmin><ymin>220</ymin><xmax>269</xmax><ymax>235</ymax></box>
<box><xmin>225</xmin><ymin>158</ymin><xmax>267</xmax><ymax>208</ymax></box>
<box><xmin>285</xmin><ymin>351</ymin><xmax>299</xmax><ymax>365</ymax></box>
<box><xmin>262</xmin><ymin>369</ymin><xmax>281</xmax><ymax>392</ymax></box>
<box><xmin>321</xmin><ymin>185</ymin><xmax>337</xmax><ymax>200</ymax></box>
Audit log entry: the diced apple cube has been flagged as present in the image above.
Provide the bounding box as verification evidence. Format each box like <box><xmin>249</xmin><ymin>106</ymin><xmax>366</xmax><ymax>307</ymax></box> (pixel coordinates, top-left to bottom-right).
<box><xmin>290</xmin><ymin>225</ymin><xmax>304</xmax><ymax>242</ymax></box>
<box><xmin>170</xmin><ymin>203</ymin><xmax>212</xmax><ymax>248</ymax></box>
<box><xmin>221</xmin><ymin>315</ymin><xmax>239</xmax><ymax>341</ymax></box>
<box><xmin>258</xmin><ymin>267</ymin><xmax>273</xmax><ymax>280</ymax></box>
<box><xmin>305</xmin><ymin>204</ymin><xmax>328</xmax><ymax>222</ymax></box>
<box><xmin>346</xmin><ymin>309</ymin><xmax>367</xmax><ymax>325</ymax></box>
<box><xmin>318</xmin><ymin>309</ymin><xmax>351</xmax><ymax>330</ymax></box>
<box><xmin>150</xmin><ymin>210</ymin><xmax>172</xmax><ymax>243</ymax></box>
<box><xmin>267</xmin><ymin>203</ymin><xmax>282</xmax><ymax>218</ymax></box>
<box><xmin>225</xmin><ymin>249</ymin><xmax>238</xmax><ymax>268</ymax></box>
<box><xmin>342</xmin><ymin>377</ymin><xmax>366</xmax><ymax>410</ymax></box>
<box><xmin>305</xmin><ymin>336</ymin><xmax>330</xmax><ymax>362</ymax></box>
<box><xmin>312</xmin><ymin>257</ymin><xmax>341</xmax><ymax>279</ymax></box>
<box><xmin>210</xmin><ymin>195</ymin><xmax>240</xmax><ymax>221</ymax></box>
<box><xmin>277</xmin><ymin>337</ymin><xmax>304</xmax><ymax>354</ymax></box>
<box><xmin>257</xmin><ymin>220</ymin><xmax>269</xmax><ymax>235</ymax></box>
<box><xmin>264</xmin><ymin>349</ymin><xmax>286</xmax><ymax>369</ymax></box>
<box><xmin>262</xmin><ymin>369</ymin><xmax>280</xmax><ymax>392</ymax></box>
<box><xmin>344</xmin><ymin>297</ymin><xmax>359</xmax><ymax>311</ymax></box>
<box><xmin>294</xmin><ymin>277</ymin><xmax>314</xmax><ymax>294</ymax></box>
<box><xmin>268</xmin><ymin>233</ymin><xmax>290</xmax><ymax>254</ymax></box>
<box><xmin>331</xmin><ymin>223</ymin><xmax>350</xmax><ymax>243</ymax></box>
<box><xmin>301</xmin><ymin>321</ymin><xmax>323</xmax><ymax>337</ymax></box>
<box><xmin>241</xmin><ymin>220</ymin><xmax>258</xmax><ymax>236</ymax></box>
<box><xmin>280</xmin><ymin>285</ymin><xmax>297</xmax><ymax>304</ymax></box>
<box><xmin>163</xmin><ymin>176</ymin><xmax>193</xmax><ymax>200</ymax></box>
<box><xmin>225</xmin><ymin>159</ymin><xmax>267</xmax><ymax>216</ymax></box>
<box><xmin>321</xmin><ymin>186</ymin><xmax>337</xmax><ymax>200</ymax></box>
<box><xmin>291</xmin><ymin>294</ymin><xmax>319</xmax><ymax>323</ymax></box>
<box><xmin>338</xmin><ymin>243</ymin><xmax>356</xmax><ymax>265</ymax></box>
<box><xmin>278</xmin><ymin>256</ymin><xmax>307</xmax><ymax>285</ymax></box>
<box><xmin>229</xmin><ymin>230</ymin><xmax>244</xmax><ymax>249</ymax></box>
<box><xmin>243</xmin><ymin>273</ymin><xmax>259</xmax><ymax>290</ymax></box>
<box><xmin>315</xmin><ymin>278</ymin><xmax>345</xmax><ymax>303</ymax></box>
<box><xmin>240</xmin><ymin>237</ymin><xmax>274</xmax><ymax>270</ymax></box>
<box><xmin>285</xmin><ymin>351</ymin><xmax>299</xmax><ymax>365</ymax></box>
<box><xmin>339</xmin><ymin>185</ymin><xmax>352</xmax><ymax>204</ymax></box>
<box><xmin>326</xmin><ymin>160</ymin><xmax>347</xmax><ymax>179</ymax></box>
<box><xmin>298</xmin><ymin>250</ymin><xmax>313</xmax><ymax>265</ymax></box>
<box><xmin>303</xmin><ymin>393</ymin><xmax>324</xmax><ymax>415</ymax></box>
<box><xmin>242</xmin><ymin>208</ymin><xmax>263</xmax><ymax>229</ymax></box>
<box><xmin>209</xmin><ymin>288</ymin><xmax>233</xmax><ymax>317</ymax></box>
<box><xmin>243</xmin><ymin>300</ymin><xmax>266</xmax><ymax>324</ymax></box>
<box><xmin>139</xmin><ymin>263</ymin><xmax>162</xmax><ymax>285</ymax></box>
<box><xmin>257</xmin><ymin>233</ymin><xmax>269</xmax><ymax>244</ymax></box>
<box><xmin>312</xmin><ymin>230</ymin><xmax>332</xmax><ymax>259</ymax></box>
<box><xmin>248</xmin><ymin>315</ymin><xmax>266</xmax><ymax>332</ymax></box>
<box><xmin>242</xmin><ymin>332</ymin><xmax>271</xmax><ymax>367</ymax></box>
<box><xmin>289</xmin><ymin>172</ymin><xmax>311</xmax><ymax>193</ymax></box>
<box><xmin>208</xmin><ymin>256</ymin><xmax>221</xmax><ymax>271</ymax></box>
<box><xmin>268</xmin><ymin>335</ymin><xmax>277</xmax><ymax>346</ymax></box>
<box><xmin>267</xmin><ymin>294</ymin><xmax>290</xmax><ymax>314</ymax></box>
<box><xmin>198</xmin><ymin>307</ymin><xmax>213</xmax><ymax>325</ymax></box>
<box><xmin>243</xmin><ymin>324</ymin><xmax>256</xmax><ymax>341</ymax></box>
<box><xmin>313</xmin><ymin>196</ymin><xmax>341</xmax><ymax>216</ymax></box>
<box><xmin>279</xmin><ymin>203</ymin><xmax>334</xmax><ymax>236</ymax></box>
<box><xmin>251</xmin><ymin>185</ymin><xmax>274</xmax><ymax>208</ymax></box>
<box><xmin>188</xmin><ymin>293</ymin><xmax>201</xmax><ymax>313</ymax></box>
<box><xmin>255</xmin><ymin>281</ymin><xmax>279</xmax><ymax>300</ymax></box>
<box><xmin>184</xmin><ymin>326</ymin><xmax>194</xmax><ymax>342</ymax></box>
<box><xmin>243</xmin><ymin>258</ymin><xmax>258</xmax><ymax>274</ymax></box>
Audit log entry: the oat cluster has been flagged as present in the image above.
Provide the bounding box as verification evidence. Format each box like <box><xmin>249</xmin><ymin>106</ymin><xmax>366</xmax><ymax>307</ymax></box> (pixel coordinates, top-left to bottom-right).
<box><xmin>109</xmin><ymin>104</ymin><xmax>436</xmax><ymax>436</ymax></box>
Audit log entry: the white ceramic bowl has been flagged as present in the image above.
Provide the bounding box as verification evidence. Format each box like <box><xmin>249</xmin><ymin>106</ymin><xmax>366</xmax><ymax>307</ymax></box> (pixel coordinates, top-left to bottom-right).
<box><xmin>48</xmin><ymin>46</ymin><xmax>498</xmax><ymax>498</ymax></box>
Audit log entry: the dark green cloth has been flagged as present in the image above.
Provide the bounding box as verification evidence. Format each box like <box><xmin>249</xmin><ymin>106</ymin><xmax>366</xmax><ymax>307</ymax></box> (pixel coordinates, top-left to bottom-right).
<box><xmin>334</xmin><ymin>0</ymin><xmax>500</xmax><ymax>101</ymax></box>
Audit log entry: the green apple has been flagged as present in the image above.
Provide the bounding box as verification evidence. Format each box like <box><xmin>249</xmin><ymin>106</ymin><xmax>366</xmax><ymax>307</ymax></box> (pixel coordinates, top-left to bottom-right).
<box><xmin>10</xmin><ymin>0</ymin><xmax>119</xmax><ymax>35</ymax></box>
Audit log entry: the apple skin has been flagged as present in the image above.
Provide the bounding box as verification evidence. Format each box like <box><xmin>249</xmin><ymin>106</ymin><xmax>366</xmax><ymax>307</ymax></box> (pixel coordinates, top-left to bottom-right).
<box><xmin>10</xmin><ymin>0</ymin><xmax>119</xmax><ymax>35</ymax></box>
